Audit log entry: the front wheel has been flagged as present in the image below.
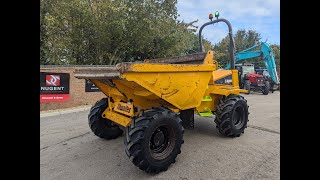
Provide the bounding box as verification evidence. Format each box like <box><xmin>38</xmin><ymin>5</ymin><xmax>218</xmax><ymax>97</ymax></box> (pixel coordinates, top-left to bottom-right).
<box><xmin>124</xmin><ymin>107</ymin><xmax>184</xmax><ymax>173</ymax></box>
<box><xmin>214</xmin><ymin>95</ymin><xmax>249</xmax><ymax>137</ymax></box>
<box><xmin>88</xmin><ymin>98</ymin><xmax>123</xmax><ymax>139</ymax></box>
<box><xmin>262</xmin><ymin>81</ymin><xmax>270</xmax><ymax>95</ymax></box>
<box><xmin>244</xmin><ymin>80</ymin><xmax>251</xmax><ymax>94</ymax></box>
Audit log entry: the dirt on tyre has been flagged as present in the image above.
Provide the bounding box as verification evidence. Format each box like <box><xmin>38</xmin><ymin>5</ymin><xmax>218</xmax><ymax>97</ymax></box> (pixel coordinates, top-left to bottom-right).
<box><xmin>88</xmin><ymin>98</ymin><xmax>123</xmax><ymax>139</ymax></box>
<box><xmin>244</xmin><ymin>80</ymin><xmax>251</xmax><ymax>94</ymax></box>
<box><xmin>262</xmin><ymin>81</ymin><xmax>270</xmax><ymax>95</ymax></box>
<box><xmin>214</xmin><ymin>95</ymin><xmax>249</xmax><ymax>137</ymax></box>
<box><xmin>124</xmin><ymin>107</ymin><xmax>184</xmax><ymax>174</ymax></box>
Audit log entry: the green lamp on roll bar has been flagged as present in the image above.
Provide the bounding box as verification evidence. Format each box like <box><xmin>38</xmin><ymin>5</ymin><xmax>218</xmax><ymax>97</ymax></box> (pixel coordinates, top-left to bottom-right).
<box><xmin>214</xmin><ymin>11</ymin><xmax>219</xmax><ymax>19</ymax></box>
<box><xmin>209</xmin><ymin>11</ymin><xmax>219</xmax><ymax>21</ymax></box>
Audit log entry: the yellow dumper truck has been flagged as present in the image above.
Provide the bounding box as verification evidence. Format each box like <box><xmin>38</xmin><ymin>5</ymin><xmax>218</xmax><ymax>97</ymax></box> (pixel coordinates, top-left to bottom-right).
<box><xmin>74</xmin><ymin>17</ymin><xmax>249</xmax><ymax>173</ymax></box>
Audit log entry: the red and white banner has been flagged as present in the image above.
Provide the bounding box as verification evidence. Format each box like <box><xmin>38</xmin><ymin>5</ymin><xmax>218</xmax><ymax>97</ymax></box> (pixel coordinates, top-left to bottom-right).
<box><xmin>40</xmin><ymin>72</ymin><xmax>70</xmax><ymax>102</ymax></box>
<box><xmin>40</xmin><ymin>94</ymin><xmax>70</xmax><ymax>102</ymax></box>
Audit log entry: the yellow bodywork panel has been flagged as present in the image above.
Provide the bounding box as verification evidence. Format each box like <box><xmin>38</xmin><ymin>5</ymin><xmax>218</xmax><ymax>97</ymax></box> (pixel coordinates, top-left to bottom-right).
<box><xmin>212</xmin><ymin>70</ymin><xmax>232</xmax><ymax>82</ymax></box>
<box><xmin>113</xmin><ymin>80</ymin><xmax>167</xmax><ymax>112</ymax></box>
<box><xmin>203</xmin><ymin>51</ymin><xmax>214</xmax><ymax>64</ymax></box>
<box><xmin>211</xmin><ymin>69</ymin><xmax>240</xmax><ymax>87</ymax></box>
<box><xmin>231</xmin><ymin>70</ymin><xmax>240</xmax><ymax>87</ymax></box>
<box><xmin>211</xmin><ymin>86</ymin><xmax>247</xmax><ymax>96</ymax></box>
<box><xmin>196</xmin><ymin>69</ymin><xmax>246</xmax><ymax>112</ymax></box>
<box><xmin>113</xmin><ymin>101</ymin><xmax>134</xmax><ymax>117</ymax></box>
<box><xmin>90</xmin><ymin>79</ymin><xmax>127</xmax><ymax>102</ymax></box>
<box><xmin>103</xmin><ymin>109</ymin><xmax>131</xmax><ymax>127</ymax></box>
<box><xmin>195</xmin><ymin>87</ymin><xmax>246</xmax><ymax>113</ymax></box>
<box><xmin>121</xmin><ymin>64</ymin><xmax>215</xmax><ymax>110</ymax></box>
<box><xmin>124</xmin><ymin>63</ymin><xmax>216</xmax><ymax>72</ymax></box>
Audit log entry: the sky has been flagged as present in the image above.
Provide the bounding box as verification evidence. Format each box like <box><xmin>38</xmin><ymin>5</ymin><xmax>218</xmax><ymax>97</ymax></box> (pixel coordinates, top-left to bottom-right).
<box><xmin>177</xmin><ymin>0</ymin><xmax>280</xmax><ymax>45</ymax></box>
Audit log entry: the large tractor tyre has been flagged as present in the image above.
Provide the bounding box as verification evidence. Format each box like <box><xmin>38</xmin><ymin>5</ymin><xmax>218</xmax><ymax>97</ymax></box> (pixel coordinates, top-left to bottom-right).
<box><xmin>214</xmin><ymin>95</ymin><xmax>249</xmax><ymax>137</ymax></box>
<box><xmin>262</xmin><ymin>81</ymin><xmax>270</xmax><ymax>95</ymax></box>
<box><xmin>124</xmin><ymin>107</ymin><xmax>184</xmax><ymax>174</ymax></box>
<box><xmin>270</xmin><ymin>83</ymin><xmax>275</xmax><ymax>93</ymax></box>
<box><xmin>244</xmin><ymin>80</ymin><xmax>251</xmax><ymax>94</ymax></box>
<box><xmin>88</xmin><ymin>98</ymin><xmax>123</xmax><ymax>139</ymax></box>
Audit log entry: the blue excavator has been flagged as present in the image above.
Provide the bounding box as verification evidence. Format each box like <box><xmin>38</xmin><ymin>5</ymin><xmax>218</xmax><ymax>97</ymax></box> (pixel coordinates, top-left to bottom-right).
<box><xmin>225</xmin><ymin>41</ymin><xmax>280</xmax><ymax>94</ymax></box>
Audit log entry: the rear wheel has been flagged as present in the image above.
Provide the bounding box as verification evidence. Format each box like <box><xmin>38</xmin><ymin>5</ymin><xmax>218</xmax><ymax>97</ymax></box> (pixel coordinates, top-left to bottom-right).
<box><xmin>244</xmin><ymin>80</ymin><xmax>251</xmax><ymax>94</ymax></box>
<box><xmin>270</xmin><ymin>83</ymin><xmax>275</xmax><ymax>93</ymax></box>
<box><xmin>124</xmin><ymin>107</ymin><xmax>184</xmax><ymax>173</ymax></box>
<box><xmin>214</xmin><ymin>95</ymin><xmax>249</xmax><ymax>137</ymax></box>
<box><xmin>262</xmin><ymin>81</ymin><xmax>270</xmax><ymax>95</ymax></box>
<box><xmin>88</xmin><ymin>98</ymin><xmax>123</xmax><ymax>139</ymax></box>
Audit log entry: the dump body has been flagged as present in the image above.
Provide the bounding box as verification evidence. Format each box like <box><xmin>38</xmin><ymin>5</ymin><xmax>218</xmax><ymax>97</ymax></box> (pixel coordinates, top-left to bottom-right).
<box><xmin>74</xmin><ymin>51</ymin><xmax>247</xmax><ymax>127</ymax></box>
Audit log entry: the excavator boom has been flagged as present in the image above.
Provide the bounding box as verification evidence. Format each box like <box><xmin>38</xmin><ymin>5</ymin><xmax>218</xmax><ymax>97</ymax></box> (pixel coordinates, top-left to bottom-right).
<box><xmin>225</xmin><ymin>42</ymin><xmax>280</xmax><ymax>84</ymax></box>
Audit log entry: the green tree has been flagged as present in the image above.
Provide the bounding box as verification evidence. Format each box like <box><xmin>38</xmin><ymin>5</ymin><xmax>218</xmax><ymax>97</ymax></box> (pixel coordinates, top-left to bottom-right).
<box><xmin>270</xmin><ymin>44</ymin><xmax>280</xmax><ymax>71</ymax></box>
<box><xmin>214</xmin><ymin>29</ymin><xmax>262</xmax><ymax>68</ymax></box>
<box><xmin>40</xmin><ymin>0</ymin><xmax>199</xmax><ymax>65</ymax></box>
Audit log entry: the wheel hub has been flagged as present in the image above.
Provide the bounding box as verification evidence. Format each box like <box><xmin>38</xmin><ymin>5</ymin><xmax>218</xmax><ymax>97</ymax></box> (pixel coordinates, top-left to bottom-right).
<box><xmin>153</xmin><ymin>130</ymin><xmax>165</xmax><ymax>147</ymax></box>
<box><xmin>232</xmin><ymin>106</ymin><xmax>245</xmax><ymax>129</ymax></box>
<box><xmin>233</xmin><ymin>111</ymin><xmax>240</xmax><ymax>125</ymax></box>
<box><xmin>149</xmin><ymin>125</ymin><xmax>176</xmax><ymax>160</ymax></box>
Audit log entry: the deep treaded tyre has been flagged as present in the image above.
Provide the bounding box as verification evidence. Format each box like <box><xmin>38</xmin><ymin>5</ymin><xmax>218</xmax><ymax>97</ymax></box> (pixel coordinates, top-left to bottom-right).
<box><xmin>124</xmin><ymin>107</ymin><xmax>184</xmax><ymax>174</ymax></box>
<box><xmin>88</xmin><ymin>98</ymin><xmax>123</xmax><ymax>139</ymax></box>
<box><xmin>262</xmin><ymin>81</ymin><xmax>270</xmax><ymax>95</ymax></box>
<box><xmin>214</xmin><ymin>95</ymin><xmax>249</xmax><ymax>137</ymax></box>
<box><xmin>244</xmin><ymin>80</ymin><xmax>251</xmax><ymax>94</ymax></box>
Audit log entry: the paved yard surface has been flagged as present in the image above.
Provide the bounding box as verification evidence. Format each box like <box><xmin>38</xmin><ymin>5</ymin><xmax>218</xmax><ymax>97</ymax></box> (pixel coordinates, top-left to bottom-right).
<box><xmin>40</xmin><ymin>91</ymin><xmax>280</xmax><ymax>180</ymax></box>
